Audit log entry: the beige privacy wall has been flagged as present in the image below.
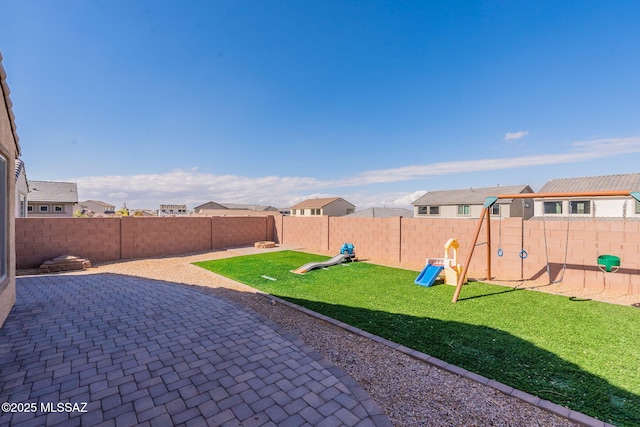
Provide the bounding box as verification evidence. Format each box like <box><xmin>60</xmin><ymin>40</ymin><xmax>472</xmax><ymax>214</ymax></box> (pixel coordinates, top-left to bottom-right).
<box><xmin>15</xmin><ymin>215</ymin><xmax>640</xmax><ymax>295</ymax></box>
<box><xmin>280</xmin><ymin>215</ymin><xmax>640</xmax><ymax>295</ymax></box>
<box><xmin>16</xmin><ymin>216</ymin><xmax>275</xmax><ymax>269</ymax></box>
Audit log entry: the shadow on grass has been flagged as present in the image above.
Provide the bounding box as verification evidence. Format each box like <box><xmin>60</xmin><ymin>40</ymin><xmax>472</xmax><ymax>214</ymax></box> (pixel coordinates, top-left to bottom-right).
<box><xmin>274</xmin><ymin>294</ymin><xmax>638</xmax><ymax>427</ymax></box>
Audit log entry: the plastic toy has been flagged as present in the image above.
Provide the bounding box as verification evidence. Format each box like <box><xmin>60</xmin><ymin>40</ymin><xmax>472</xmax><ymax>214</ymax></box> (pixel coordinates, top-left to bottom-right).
<box><xmin>415</xmin><ymin>238</ymin><xmax>463</xmax><ymax>287</ymax></box>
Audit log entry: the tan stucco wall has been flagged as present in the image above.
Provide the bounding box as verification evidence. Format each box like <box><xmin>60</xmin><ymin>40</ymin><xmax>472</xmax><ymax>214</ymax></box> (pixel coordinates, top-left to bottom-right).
<box><xmin>0</xmin><ymin>56</ymin><xmax>19</xmax><ymax>327</ymax></box>
<box><xmin>322</xmin><ymin>199</ymin><xmax>355</xmax><ymax>216</ymax></box>
<box><xmin>27</xmin><ymin>202</ymin><xmax>75</xmax><ymax>218</ymax></box>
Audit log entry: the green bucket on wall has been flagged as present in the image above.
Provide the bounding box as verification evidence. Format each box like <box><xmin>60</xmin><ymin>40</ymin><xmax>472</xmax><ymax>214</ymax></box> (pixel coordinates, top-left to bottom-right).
<box><xmin>597</xmin><ymin>255</ymin><xmax>620</xmax><ymax>273</ymax></box>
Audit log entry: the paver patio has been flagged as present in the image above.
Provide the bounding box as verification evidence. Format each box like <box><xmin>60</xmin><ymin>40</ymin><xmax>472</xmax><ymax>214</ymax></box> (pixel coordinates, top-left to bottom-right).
<box><xmin>0</xmin><ymin>273</ymin><xmax>391</xmax><ymax>426</ymax></box>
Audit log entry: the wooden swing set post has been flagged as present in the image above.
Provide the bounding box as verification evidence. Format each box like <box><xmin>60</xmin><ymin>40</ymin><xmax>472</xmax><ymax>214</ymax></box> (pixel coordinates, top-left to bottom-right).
<box><xmin>452</xmin><ymin>206</ymin><xmax>489</xmax><ymax>303</ymax></box>
<box><xmin>452</xmin><ymin>190</ymin><xmax>640</xmax><ymax>303</ymax></box>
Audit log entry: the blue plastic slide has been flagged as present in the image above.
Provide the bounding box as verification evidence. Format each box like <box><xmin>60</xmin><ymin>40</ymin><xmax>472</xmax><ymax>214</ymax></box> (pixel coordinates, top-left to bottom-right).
<box><xmin>414</xmin><ymin>264</ymin><xmax>444</xmax><ymax>287</ymax></box>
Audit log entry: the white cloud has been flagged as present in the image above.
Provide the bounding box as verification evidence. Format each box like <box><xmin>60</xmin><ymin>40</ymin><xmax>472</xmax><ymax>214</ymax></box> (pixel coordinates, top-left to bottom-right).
<box><xmin>342</xmin><ymin>136</ymin><xmax>640</xmax><ymax>186</ymax></box>
<box><xmin>107</xmin><ymin>192</ymin><xmax>128</xmax><ymax>198</ymax></box>
<box><xmin>70</xmin><ymin>136</ymin><xmax>640</xmax><ymax>210</ymax></box>
<box><xmin>505</xmin><ymin>130</ymin><xmax>529</xmax><ymax>140</ymax></box>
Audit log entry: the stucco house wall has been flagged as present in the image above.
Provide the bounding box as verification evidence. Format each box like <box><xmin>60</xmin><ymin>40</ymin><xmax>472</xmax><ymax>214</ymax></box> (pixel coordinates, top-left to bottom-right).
<box><xmin>290</xmin><ymin>197</ymin><xmax>355</xmax><ymax>217</ymax></box>
<box><xmin>0</xmin><ymin>53</ymin><xmax>21</xmax><ymax>327</ymax></box>
<box><xmin>413</xmin><ymin>185</ymin><xmax>534</xmax><ymax>220</ymax></box>
<box><xmin>534</xmin><ymin>174</ymin><xmax>640</xmax><ymax>219</ymax></box>
<box><xmin>322</xmin><ymin>199</ymin><xmax>356</xmax><ymax>216</ymax></box>
<box><xmin>27</xmin><ymin>181</ymin><xmax>78</xmax><ymax>218</ymax></box>
<box><xmin>533</xmin><ymin>197</ymin><xmax>637</xmax><ymax>218</ymax></box>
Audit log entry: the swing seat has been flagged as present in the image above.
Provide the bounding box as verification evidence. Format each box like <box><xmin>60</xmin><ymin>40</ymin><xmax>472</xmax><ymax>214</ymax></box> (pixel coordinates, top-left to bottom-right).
<box><xmin>597</xmin><ymin>255</ymin><xmax>620</xmax><ymax>273</ymax></box>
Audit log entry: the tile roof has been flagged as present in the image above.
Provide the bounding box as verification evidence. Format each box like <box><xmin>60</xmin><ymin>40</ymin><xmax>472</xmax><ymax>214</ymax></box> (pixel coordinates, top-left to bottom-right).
<box><xmin>345</xmin><ymin>207</ymin><xmax>414</xmax><ymax>218</ymax></box>
<box><xmin>28</xmin><ymin>180</ymin><xmax>78</xmax><ymax>203</ymax></box>
<box><xmin>0</xmin><ymin>52</ymin><xmax>21</xmax><ymax>155</ymax></box>
<box><xmin>539</xmin><ymin>173</ymin><xmax>640</xmax><ymax>193</ymax></box>
<box><xmin>290</xmin><ymin>197</ymin><xmax>354</xmax><ymax>209</ymax></box>
<box><xmin>81</xmin><ymin>200</ymin><xmax>115</xmax><ymax>208</ymax></box>
<box><xmin>193</xmin><ymin>201</ymin><xmax>228</xmax><ymax>211</ymax></box>
<box><xmin>412</xmin><ymin>185</ymin><xmax>533</xmax><ymax>206</ymax></box>
<box><xmin>221</xmin><ymin>203</ymin><xmax>278</xmax><ymax>211</ymax></box>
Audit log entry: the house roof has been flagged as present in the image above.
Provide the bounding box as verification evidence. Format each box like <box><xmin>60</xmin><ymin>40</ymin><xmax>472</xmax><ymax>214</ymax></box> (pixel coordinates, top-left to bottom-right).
<box><xmin>221</xmin><ymin>203</ymin><xmax>278</xmax><ymax>211</ymax></box>
<box><xmin>345</xmin><ymin>207</ymin><xmax>414</xmax><ymax>218</ymax></box>
<box><xmin>81</xmin><ymin>200</ymin><xmax>115</xmax><ymax>208</ymax></box>
<box><xmin>194</xmin><ymin>201</ymin><xmax>278</xmax><ymax>211</ymax></box>
<box><xmin>412</xmin><ymin>185</ymin><xmax>533</xmax><ymax>206</ymax></box>
<box><xmin>28</xmin><ymin>181</ymin><xmax>79</xmax><ymax>203</ymax></box>
<box><xmin>0</xmin><ymin>52</ymin><xmax>21</xmax><ymax>155</ymax></box>
<box><xmin>539</xmin><ymin>173</ymin><xmax>640</xmax><ymax>194</ymax></box>
<box><xmin>193</xmin><ymin>201</ymin><xmax>228</xmax><ymax>211</ymax></box>
<box><xmin>290</xmin><ymin>197</ymin><xmax>355</xmax><ymax>209</ymax></box>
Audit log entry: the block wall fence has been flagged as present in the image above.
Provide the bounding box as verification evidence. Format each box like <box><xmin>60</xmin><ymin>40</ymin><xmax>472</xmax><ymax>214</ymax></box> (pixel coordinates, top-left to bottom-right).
<box><xmin>16</xmin><ymin>216</ymin><xmax>275</xmax><ymax>269</ymax></box>
<box><xmin>279</xmin><ymin>215</ymin><xmax>640</xmax><ymax>296</ymax></box>
<box><xmin>16</xmin><ymin>215</ymin><xmax>640</xmax><ymax>296</ymax></box>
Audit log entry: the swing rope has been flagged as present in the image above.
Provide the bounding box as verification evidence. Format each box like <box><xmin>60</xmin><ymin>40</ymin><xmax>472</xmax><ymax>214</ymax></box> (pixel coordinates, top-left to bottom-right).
<box><xmin>593</xmin><ymin>201</ymin><xmax>599</xmax><ymax>258</ymax></box>
<box><xmin>542</xmin><ymin>201</ymin><xmax>571</xmax><ymax>284</ymax></box>
<box><xmin>497</xmin><ymin>204</ymin><xmax>503</xmax><ymax>257</ymax></box>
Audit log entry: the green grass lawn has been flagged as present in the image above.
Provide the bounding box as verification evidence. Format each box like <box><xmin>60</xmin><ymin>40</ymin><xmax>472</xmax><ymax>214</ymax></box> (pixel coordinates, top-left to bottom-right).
<box><xmin>194</xmin><ymin>250</ymin><xmax>640</xmax><ymax>426</ymax></box>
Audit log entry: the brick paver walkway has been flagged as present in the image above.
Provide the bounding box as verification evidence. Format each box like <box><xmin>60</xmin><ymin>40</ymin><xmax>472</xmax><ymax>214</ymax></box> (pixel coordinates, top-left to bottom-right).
<box><xmin>0</xmin><ymin>274</ymin><xmax>391</xmax><ymax>426</ymax></box>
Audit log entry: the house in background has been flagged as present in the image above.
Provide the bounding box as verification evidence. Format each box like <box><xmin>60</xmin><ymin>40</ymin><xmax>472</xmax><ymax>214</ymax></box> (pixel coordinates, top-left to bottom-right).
<box><xmin>15</xmin><ymin>159</ymin><xmax>27</xmax><ymax>217</ymax></box>
<box><xmin>193</xmin><ymin>201</ymin><xmax>228</xmax><ymax>213</ymax></box>
<box><xmin>194</xmin><ymin>201</ymin><xmax>279</xmax><ymax>213</ymax></box>
<box><xmin>27</xmin><ymin>181</ymin><xmax>78</xmax><ymax>217</ymax></box>
<box><xmin>345</xmin><ymin>207</ymin><xmax>413</xmax><ymax>218</ymax></box>
<box><xmin>158</xmin><ymin>204</ymin><xmax>187</xmax><ymax>216</ymax></box>
<box><xmin>290</xmin><ymin>197</ymin><xmax>355</xmax><ymax>217</ymax></box>
<box><xmin>75</xmin><ymin>200</ymin><xmax>116</xmax><ymax>216</ymax></box>
<box><xmin>535</xmin><ymin>173</ymin><xmax>640</xmax><ymax>219</ymax></box>
<box><xmin>412</xmin><ymin>185</ymin><xmax>534</xmax><ymax>219</ymax></box>
<box><xmin>193</xmin><ymin>201</ymin><xmax>280</xmax><ymax>217</ymax></box>
<box><xmin>0</xmin><ymin>52</ymin><xmax>22</xmax><ymax>326</ymax></box>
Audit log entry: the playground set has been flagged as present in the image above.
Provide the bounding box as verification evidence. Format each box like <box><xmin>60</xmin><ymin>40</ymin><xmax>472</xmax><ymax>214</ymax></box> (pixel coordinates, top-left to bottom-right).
<box><xmin>291</xmin><ymin>243</ymin><xmax>356</xmax><ymax>274</ymax></box>
<box><xmin>451</xmin><ymin>190</ymin><xmax>640</xmax><ymax>303</ymax></box>
<box><xmin>414</xmin><ymin>238</ymin><xmax>464</xmax><ymax>287</ymax></box>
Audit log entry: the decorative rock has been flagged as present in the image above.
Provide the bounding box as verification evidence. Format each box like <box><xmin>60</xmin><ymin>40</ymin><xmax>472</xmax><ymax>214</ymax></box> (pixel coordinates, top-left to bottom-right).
<box><xmin>39</xmin><ymin>255</ymin><xmax>92</xmax><ymax>273</ymax></box>
<box><xmin>254</xmin><ymin>241</ymin><xmax>276</xmax><ymax>249</ymax></box>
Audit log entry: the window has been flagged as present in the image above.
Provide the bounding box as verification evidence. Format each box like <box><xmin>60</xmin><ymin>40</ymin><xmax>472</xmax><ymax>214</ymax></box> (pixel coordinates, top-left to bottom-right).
<box><xmin>544</xmin><ymin>201</ymin><xmax>562</xmax><ymax>214</ymax></box>
<box><xmin>291</xmin><ymin>209</ymin><xmax>296</xmax><ymax>215</ymax></box>
<box><xmin>27</xmin><ymin>205</ymin><xmax>33</xmax><ymax>212</ymax></box>
<box><xmin>418</xmin><ymin>206</ymin><xmax>439</xmax><ymax>215</ymax></box>
<box><xmin>569</xmin><ymin>201</ymin><xmax>590</xmax><ymax>215</ymax></box>
<box><xmin>19</xmin><ymin>194</ymin><xmax>26</xmax><ymax>217</ymax></box>
<box><xmin>491</xmin><ymin>204</ymin><xmax>500</xmax><ymax>216</ymax></box>
<box><xmin>457</xmin><ymin>205</ymin><xmax>470</xmax><ymax>216</ymax></box>
<box><xmin>0</xmin><ymin>155</ymin><xmax>6</xmax><ymax>278</ymax></box>
<box><xmin>346</xmin><ymin>208</ymin><xmax>354</xmax><ymax>214</ymax></box>
<box><xmin>311</xmin><ymin>208</ymin><xmax>321</xmax><ymax>215</ymax></box>
<box><xmin>54</xmin><ymin>205</ymin><xmax>63</xmax><ymax>213</ymax></box>
<box><xmin>635</xmin><ymin>200</ymin><xmax>640</xmax><ymax>215</ymax></box>
<box><xmin>39</xmin><ymin>205</ymin><xmax>49</xmax><ymax>213</ymax></box>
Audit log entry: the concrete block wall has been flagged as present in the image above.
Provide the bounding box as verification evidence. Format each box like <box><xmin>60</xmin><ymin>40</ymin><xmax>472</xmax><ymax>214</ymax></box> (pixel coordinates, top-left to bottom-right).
<box><xmin>281</xmin><ymin>215</ymin><xmax>640</xmax><ymax>296</ymax></box>
<box><xmin>121</xmin><ymin>217</ymin><xmax>212</xmax><ymax>260</ymax></box>
<box><xmin>329</xmin><ymin>217</ymin><xmax>401</xmax><ymax>263</ymax></box>
<box><xmin>400</xmin><ymin>218</ymin><xmax>482</xmax><ymax>271</ymax></box>
<box><xmin>16</xmin><ymin>218</ymin><xmax>121</xmax><ymax>268</ymax></box>
<box><xmin>213</xmin><ymin>216</ymin><xmax>272</xmax><ymax>249</ymax></box>
<box><xmin>281</xmin><ymin>216</ymin><xmax>329</xmax><ymax>252</ymax></box>
<box><xmin>16</xmin><ymin>216</ymin><xmax>274</xmax><ymax>269</ymax></box>
<box><xmin>15</xmin><ymin>215</ymin><xmax>639</xmax><ymax>296</ymax></box>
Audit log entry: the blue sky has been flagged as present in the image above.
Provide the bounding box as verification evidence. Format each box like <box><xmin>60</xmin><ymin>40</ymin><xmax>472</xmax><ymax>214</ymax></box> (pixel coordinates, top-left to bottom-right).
<box><xmin>2</xmin><ymin>0</ymin><xmax>640</xmax><ymax>210</ymax></box>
